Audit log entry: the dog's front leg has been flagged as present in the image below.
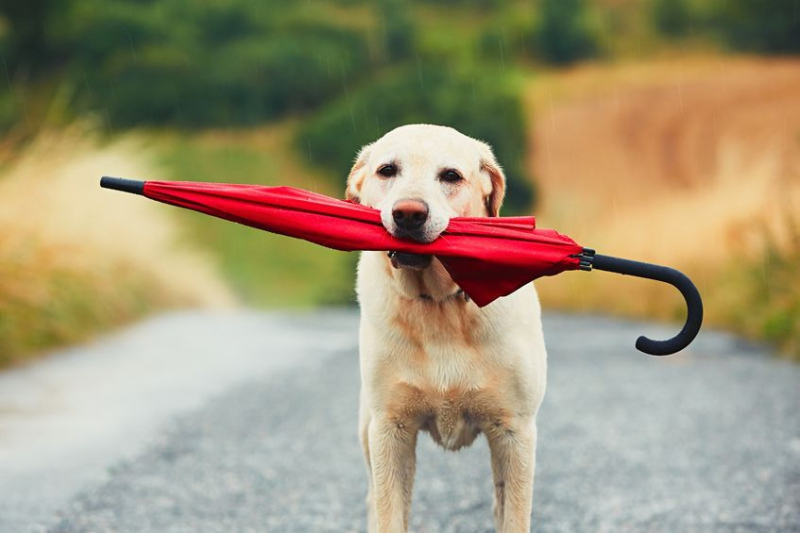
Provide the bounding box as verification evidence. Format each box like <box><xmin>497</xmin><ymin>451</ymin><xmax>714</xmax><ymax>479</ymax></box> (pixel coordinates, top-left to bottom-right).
<box><xmin>367</xmin><ymin>415</ymin><xmax>418</xmax><ymax>533</ymax></box>
<box><xmin>487</xmin><ymin>417</ymin><xmax>538</xmax><ymax>533</ymax></box>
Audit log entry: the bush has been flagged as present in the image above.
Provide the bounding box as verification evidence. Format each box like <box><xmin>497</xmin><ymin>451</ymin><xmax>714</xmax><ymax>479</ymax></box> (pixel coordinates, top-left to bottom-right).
<box><xmin>652</xmin><ymin>0</ymin><xmax>692</xmax><ymax>37</ymax></box>
<box><xmin>716</xmin><ymin>216</ymin><xmax>800</xmax><ymax>360</ymax></box>
<box><xmin>413</xmin><ymin>0</ymin><xmax>501</xmax><ymax>8</ymax></box>
<box><xmin>376</xmin><ymin>0</ymin><xmax>416</xmax><ymax>62</ymax></box>
<box><xmin>0</xmin><ymin>0</ymin><xmax>69</xmax><ymax>76</ymax></box>
<box><xmin>0</xmin><ymin>89</ymin><xmax>22</xmax><ymax>133</ymax></box>
<box><xmin>712</xmin><ymin>0</ymin><xmax>800</xmax><ymax>54</ymax></box>
<box><xmin>297</xmin><ymin>63</ymin><xmax>535</xmax><ymax>214</ymax></box>
<box><xmin>55</xmin><ymin>0</ymin><xmax>370</xmax><ymax>127</ymax></box>
<box><xmin>478</xmin><ymin>12</ymin><xmax>537</xmax><ymax>65</ymax></box>
<box><xmin>531</xmin><ymin>0</ymin><xmax>599</xmax><ymax>65</ymax></box>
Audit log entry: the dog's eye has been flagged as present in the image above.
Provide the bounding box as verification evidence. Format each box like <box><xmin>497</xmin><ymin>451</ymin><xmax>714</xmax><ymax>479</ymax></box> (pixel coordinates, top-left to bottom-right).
<box><xmin>377</xmin><ymin>164</ymin><xmax>397</xmax><ymax>178</ymax></box>
<box><xmin>439</xmin><ymin>169</ymin><xmax>463</xmax><ymax>183</ymax></box>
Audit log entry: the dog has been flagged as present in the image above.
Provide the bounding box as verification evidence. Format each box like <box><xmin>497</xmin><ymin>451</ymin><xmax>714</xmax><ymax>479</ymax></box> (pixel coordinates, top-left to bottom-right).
<box><xmin>348</xmin><ymin>124</ymin><xmax>547</xmax><ymax>533</ymax></box>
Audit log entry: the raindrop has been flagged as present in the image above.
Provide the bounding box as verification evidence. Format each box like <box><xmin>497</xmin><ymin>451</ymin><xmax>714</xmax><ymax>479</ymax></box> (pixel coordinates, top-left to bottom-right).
<box><xmin>128</xmin><ymin>33</ymin><xmax>138</xmax><ymax>63</ymax></box>
<box><xmin>340</xmin><ymin>61</ymin><xmax>349</xmax><ymax>99</ymax></box>
<box><xmin>42</xmin><ymin>19</ymin><xmax>50</xmax><ymax>43</ymax></box>
<box><xmin>104</xmin><ymin>109</ymin><xmax>113</xmax><ymax>134</ymax></box>
<box><xmin>19</xmin><ymin>90</ymin><xmax>30</xmax><ymax>121</ymax></box>
<box><xmin>498</xmin><ymin>35</ymin><xmax>505</xmax><ymax>72</ymax></box>
<box><xmin>83</xmin><ymin>71</ymin><xmax>93</xmax><ymax>99</ymax></box>
<box><xmin>2</xmin><ymin>59</ymin><xmax>11</xmax><ymax>89</ymax></box>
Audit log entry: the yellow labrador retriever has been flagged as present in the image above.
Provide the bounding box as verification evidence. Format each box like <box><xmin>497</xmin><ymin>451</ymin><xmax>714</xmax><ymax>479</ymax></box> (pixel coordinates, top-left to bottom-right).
<box><xmin>348</xmin><ymin>124</ymin><xmax>546</xmax><ymax>533</ymax></box>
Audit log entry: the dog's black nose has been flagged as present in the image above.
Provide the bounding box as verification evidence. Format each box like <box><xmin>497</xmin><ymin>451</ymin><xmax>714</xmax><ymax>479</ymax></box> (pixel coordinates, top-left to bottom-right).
<box><xmin>392</xmin><ymin>199</ymin><xmax>429</xmax><ymax>231</ymax></box>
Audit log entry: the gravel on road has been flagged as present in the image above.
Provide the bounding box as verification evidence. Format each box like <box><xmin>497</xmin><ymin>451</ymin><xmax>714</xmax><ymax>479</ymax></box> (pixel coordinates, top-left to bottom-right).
<box><xmin>2</xmin><ymin>310</ymin><xmax>798</xmax><ymax>532</ymax></box>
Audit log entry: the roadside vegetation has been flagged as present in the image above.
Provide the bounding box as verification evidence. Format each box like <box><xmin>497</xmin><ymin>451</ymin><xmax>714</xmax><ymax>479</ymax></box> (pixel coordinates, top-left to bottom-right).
<box><xmin>528</xmin><ymin>58</ymin><xmax>800</xmax><ymax>360</ymax></box>
<box><xmin>155</xmin><ymin>126</ymin><xmax>357</xmax><ymax>307</ymax></box>
<box><xmin>716</xmin><ymin>215</ymin><xmax>800</xmax><ymax>357</ymax></box>
<box><xmin>0</xmin><ymin>125</ymin><xmax>233</xmax><ymax>366</ymax></box>
<box><xmin>0</xmin><ymin>0</ymin><xmax>798</xmax><ymax>363</ymax></box>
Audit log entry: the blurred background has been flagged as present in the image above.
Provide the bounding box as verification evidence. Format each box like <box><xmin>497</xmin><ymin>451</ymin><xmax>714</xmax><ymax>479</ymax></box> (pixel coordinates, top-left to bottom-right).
<box><xmin>0</xmin><ymin>0</ymin><xmax>798</xmax><ymax>366</ymax></box>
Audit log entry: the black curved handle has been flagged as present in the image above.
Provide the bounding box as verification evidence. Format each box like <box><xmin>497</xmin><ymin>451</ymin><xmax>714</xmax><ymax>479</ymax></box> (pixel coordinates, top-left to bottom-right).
<box><xmin>588</xmin><ymin>253</ymin><xmax>703</xmax><ymax>356</ymax></box>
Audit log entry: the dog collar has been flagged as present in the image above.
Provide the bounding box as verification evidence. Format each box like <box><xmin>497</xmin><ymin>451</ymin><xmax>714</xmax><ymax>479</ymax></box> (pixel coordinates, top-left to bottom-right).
<box><xmin>387</xmin><ymin>252</ymin><xmax>469</xmax><ymax>303</ymax></box>
<box><xmin>418</xmin><ymin>289</ymin><xmax>470</xmax><ymax>303</ymax></box>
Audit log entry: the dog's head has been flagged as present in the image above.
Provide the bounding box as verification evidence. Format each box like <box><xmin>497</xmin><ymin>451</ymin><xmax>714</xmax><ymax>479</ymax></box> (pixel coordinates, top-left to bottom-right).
<box><xmin>346</xmin><ymin>124</ymin><xmax>506</xmax><ymax>255</ymax></box>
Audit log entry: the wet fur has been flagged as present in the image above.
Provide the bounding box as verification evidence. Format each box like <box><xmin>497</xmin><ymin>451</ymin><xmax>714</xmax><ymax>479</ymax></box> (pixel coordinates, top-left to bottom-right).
<box><xmin>350</xmin><ymin>125</ymin><xmax>547</xmax><ymax>532</ymax></box>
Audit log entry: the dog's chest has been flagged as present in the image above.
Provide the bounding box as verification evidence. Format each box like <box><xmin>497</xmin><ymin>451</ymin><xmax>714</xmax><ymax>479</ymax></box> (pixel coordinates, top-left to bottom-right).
<box><xmin>373</xmin><ymin>296</ymin><xmax>525</xmax><ymax>449</ymax></box>
<box><xmin>388</xmin><ymin>381</ymin><xmax>508</xmax><ymax>451</ymax></box>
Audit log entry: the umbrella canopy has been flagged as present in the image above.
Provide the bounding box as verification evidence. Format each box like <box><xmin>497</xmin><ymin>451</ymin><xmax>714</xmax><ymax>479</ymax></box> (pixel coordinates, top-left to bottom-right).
<box><xmin>114</xmin><ymin>178</ymin><xmax>583</xmax><ymax>307</ymax></box>
<box><xmin>100</xmin><ymin>176</ymin><xmax>703</xmax><ymax>356</ymax></box>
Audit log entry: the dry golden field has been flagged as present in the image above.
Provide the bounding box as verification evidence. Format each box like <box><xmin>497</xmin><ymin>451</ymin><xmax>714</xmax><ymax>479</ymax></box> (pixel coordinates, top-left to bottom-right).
<box><xmin>528</xmin><ymin>57</ymin><xmax>800</xmax><ymax>353</ymax></box>
<box><xmin>0</xmin><ymin>124</ymin><xmax>233</xmax><ymax>364</ymax></box>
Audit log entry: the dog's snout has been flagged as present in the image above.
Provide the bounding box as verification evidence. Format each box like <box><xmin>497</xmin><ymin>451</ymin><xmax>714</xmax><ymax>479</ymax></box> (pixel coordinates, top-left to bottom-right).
<box><xmin>392</xmin><ymin>199</ymin><xmax>429</xmax><ymax>231</ymax></box>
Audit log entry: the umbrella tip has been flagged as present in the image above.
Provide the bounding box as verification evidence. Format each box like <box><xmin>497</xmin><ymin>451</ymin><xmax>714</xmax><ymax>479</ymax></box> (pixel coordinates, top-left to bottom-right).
<box><xmin>100</xmin><ymin>176</ymin><xmax>145</xmax><ymax>195</ymax></box>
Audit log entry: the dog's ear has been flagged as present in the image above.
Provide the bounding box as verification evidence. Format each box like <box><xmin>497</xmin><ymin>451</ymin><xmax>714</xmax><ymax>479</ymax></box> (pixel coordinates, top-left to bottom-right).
<box><xmin>479</xmin><ymin>144</ymin><xmax>506</xmax><ymax>217</ymax></box>
<box><xmin>346</xmin><ymin>143</ymin><xmax>372</xmax><ymax>203</ymax></box>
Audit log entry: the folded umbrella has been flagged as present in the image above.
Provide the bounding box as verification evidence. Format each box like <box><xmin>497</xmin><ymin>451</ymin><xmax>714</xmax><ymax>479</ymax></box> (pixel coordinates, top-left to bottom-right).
<box><xmin>100</xmin><ymin>177</ymin><xmax>703</xmax><ymax>356</ymax></box>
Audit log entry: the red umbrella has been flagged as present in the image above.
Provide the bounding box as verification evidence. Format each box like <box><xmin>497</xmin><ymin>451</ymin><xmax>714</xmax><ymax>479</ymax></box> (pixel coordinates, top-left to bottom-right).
<box><xmin>100</xmin><ymin>177</ymin><xmax>702</xmax><ymax>356</ymax></box>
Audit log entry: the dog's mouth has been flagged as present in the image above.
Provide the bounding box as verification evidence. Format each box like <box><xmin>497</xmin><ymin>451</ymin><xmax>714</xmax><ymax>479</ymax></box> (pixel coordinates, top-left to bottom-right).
<box><xmin>391</xmin><ymin>226</ymin><xmax>437</xmax><ymax>244</ymax></box>
<box><xmin>388</xmin><ymin>251</ymin><xmax>433</xmax><ymax>270</ymax></box>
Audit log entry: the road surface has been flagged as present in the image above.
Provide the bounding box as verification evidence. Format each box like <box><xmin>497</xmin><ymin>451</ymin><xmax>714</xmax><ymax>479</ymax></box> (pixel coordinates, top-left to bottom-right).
<box><xmin>0</xmin><ymin>310</ymin><xmax>798</xmax><ymax>532</ymax></box>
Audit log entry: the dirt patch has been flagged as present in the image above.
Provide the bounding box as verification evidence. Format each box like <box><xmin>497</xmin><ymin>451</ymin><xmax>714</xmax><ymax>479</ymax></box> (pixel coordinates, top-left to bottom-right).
<box><xmin>526</xmin><ymin>57</ymin><xmax>800</xmax><ymax>323</ymax></box>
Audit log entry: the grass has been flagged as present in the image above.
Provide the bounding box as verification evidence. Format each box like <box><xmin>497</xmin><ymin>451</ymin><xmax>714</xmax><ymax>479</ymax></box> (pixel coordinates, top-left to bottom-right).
<box><xmin>153</xmin><ymin>123</ymin><xmax>357</xmax><ymax>308</ymax></box>
<box><xmin>0</xmin><ymin>124</ymin><xmax>233</xmax><ymax>366</ymax></box>
<box><xmin>0</xmin><ymin>121</ymin><xmax>356</xmax><ymax>366</ymax></box>
<box><xmin>711</xmin><ymin>215</ymin><xmax>800</xmax><ymax>357</ymax></box>
<box><xmin>0</xmin><ymin>262</ymin><xmax>170</xmax><ymax>361</ymax></box>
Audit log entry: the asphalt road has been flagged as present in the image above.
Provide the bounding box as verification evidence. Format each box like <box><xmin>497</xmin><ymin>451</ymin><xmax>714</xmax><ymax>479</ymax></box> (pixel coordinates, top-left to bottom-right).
<box><xmin>1</xmin><ymin>310</ymin><xmax>798</xmax><ymax>532</ymax></box>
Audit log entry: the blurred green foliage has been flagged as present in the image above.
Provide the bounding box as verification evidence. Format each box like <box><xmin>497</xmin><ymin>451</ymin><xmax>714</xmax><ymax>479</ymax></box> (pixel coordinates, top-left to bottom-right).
<box><xmin>649</xmin><ymin>0</ymin><xmax>800</xmax><ymax>53</ymax></box>
<box><xmin>0</xmin><ymin>0</ymin><xmax>795</xmax><ymax>134</ymax></box>
<box><xmin>0</xmin><ymin>90</ymin><xmax>21</xmax><ymax>132</ymax></box>
<box><xmin>0</xmin><ymin>0</ymin><xmax>540</xmax><ymax>209</ymax></box>
<box><xmin>0</xmin><ymin>0</ymin><xmax>66</xmax><ymax>76</ymax></box>
<box><xmin>297</xmin><ymin>63</ymin><xmax>534</xmax><ymax>213</ymax></box>
<box><xmin>58</xmin><ymin>2</ymin><xmax>370</xmax><ymax>127</ymax></box>
<box><xmin>712</xmin><ymin>0</ymin><xmax>800</xmax><ymax>54</ymax></box>
<box><xmin>157</xmin><ymin>133</ymin><xmax>357</xmax><ymax>307</ymax></box>
<box><xmin>652</xmin><ymin>0</ymin><xmax>692</xmax><ymax>38</ymax></box>
<box><xmin>531</xmin><ymin>0</ymin><xmax>600</xmax><ymax>65</ymax></box>
<box><xmin>721</xmin><ymin>217</ymin><xmax>800</xmax><ymax>360</ymax></box>
<box><xmin>0</xmin><ymin>264</ymin><xmax>177</xmax><ymax>367</ymax></box>
<box><xmin>376</xmin><ymin>0</ymin><xmax>416</xmax><ymax>62</ymax></box>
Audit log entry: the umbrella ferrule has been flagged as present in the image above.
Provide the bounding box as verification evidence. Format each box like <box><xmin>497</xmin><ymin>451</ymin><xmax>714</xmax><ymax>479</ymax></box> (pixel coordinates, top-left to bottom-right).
<box><xmin>100</xmin><ymin>176</ymin><xmax>146</xmax><ymax>196</ymax></box>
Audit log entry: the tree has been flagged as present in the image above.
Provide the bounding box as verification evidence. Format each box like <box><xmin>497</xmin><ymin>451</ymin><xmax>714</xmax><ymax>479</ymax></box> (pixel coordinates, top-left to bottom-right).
<box><xmin>715</xmin><ymin>0</ymin><xmax>800</xmax><ymax>54</ymax></box>
<box><xmin>377</xmin><ymin>0</ymin><xmax>415</xmax><ymax>62</ymax></box>
<box><xmin>532</xmin><ymin>0</ymin><xmax>598</xmax><ymax>65</ymax></box>
<box><xmin>653</xmin><ymin>0</ymin><xmax>692</xmax><ymax>37</ymax></box>
<box><xmin>0</xmin><ymin>0</ymin><xmax>66</xmax><ymax>76</ymax></box>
